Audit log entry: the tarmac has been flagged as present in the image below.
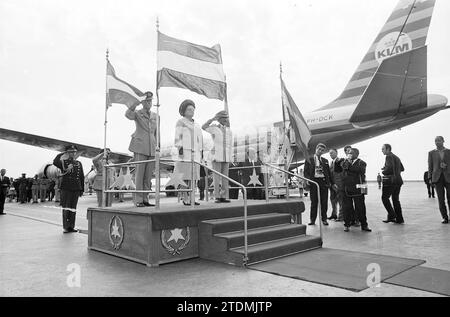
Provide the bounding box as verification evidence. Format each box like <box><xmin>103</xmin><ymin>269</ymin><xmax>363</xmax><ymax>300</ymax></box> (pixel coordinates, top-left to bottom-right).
<box><xmin>0</xmin><ymin>181</ymin><xmax>449</xmax><ymax>297</ymax></box>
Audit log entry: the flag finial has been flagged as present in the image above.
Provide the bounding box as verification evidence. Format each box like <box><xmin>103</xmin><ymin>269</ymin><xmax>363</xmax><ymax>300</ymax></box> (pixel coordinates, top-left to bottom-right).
<box><xmin>106</xmin><ymin>48</ymin><xmax>109</xmax><ymax>60</ymax></box>
<box><xmin>280</xmin><ymin>61</ymin><xmax>283</xmax><ymax>76</ymax></box>
<box><xmin>156</xmin><ymin>16</ymin><xmax>159</xmax><ymax>31</ymax></box>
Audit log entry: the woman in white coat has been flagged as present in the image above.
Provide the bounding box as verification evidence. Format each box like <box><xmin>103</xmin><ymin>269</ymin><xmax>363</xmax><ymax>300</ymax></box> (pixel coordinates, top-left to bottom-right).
<box><xmin>174</xmin><ymin>99</ymin><xmax>203</xmax><ymax>206</ymax></box>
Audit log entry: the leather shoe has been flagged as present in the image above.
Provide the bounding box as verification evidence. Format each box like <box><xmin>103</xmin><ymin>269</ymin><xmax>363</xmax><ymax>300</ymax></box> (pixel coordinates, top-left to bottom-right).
<box><xmin>308</xmin><ymin>222</ymin><xmax>315</xmax><ymax>226</ymax></box>
<box><xmin>0</xmin><ymin>212</ymin><xmax>5</xmax><ymax>215</ymax></box>
<box><xmin>328</xmin><ymin>215</ymin><xmax>337</xmax><ymax>220</ymax></box>
<box><xmin>394</xmin><ymin>220</ymin><xmax>404</xmax><ymax>224</ymax></box>
<box><xmin>361</xmin><ymin>226</ymin><xmax>372</xmax><ymax>232</ymax></box>
<box><xmin>143</xmin><ymin>202</ymin><xmax>155</xmax><ymax>207</ymax></box>
<box><xmin>382</xmin><ymin>219</ymin><xmax>396</xmax><ymax>223</ymax></box>
<box><xmin>442</xmin><ymin>219</ymin><xmax>449</xmax><ymax>224</ymax></box>
<box><xmin>322</xmin><ymin>221</ymin><xmax>329</xmax><ymax>226</ymax></box>
<box><xmin>344</xmin><ymin>226</ymin><xmax>350</xmax><ymax>232</ymax></box>
<box><xmin>220</xmin><ymin>198</ymin><xmax>231</xmax><ymax>203</ymax></box>
<box><xmin>68</xmin><ymin>228</ymin><xmax>78</xmax><ymax>233</ymax></box>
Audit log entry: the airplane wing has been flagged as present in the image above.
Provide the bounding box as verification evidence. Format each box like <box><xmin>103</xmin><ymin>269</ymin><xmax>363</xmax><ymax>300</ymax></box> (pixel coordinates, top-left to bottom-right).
<box><xmin>350</xmin><ymin>46</ymin><xmax>427</xmax><ymax>126</ymax></box>
<box><xmin>0</xmin><ymin>127</ymin><xmax>132</xmax><ymax>163</ymax></box>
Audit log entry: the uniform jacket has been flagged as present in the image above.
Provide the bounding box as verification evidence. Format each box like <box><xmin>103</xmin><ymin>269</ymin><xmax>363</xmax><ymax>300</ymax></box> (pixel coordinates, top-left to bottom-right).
<box><xmin>304</xmin><ymin>155</ymin><xmax>332</xmax><ymax>187</ymax></box>
<box><xmin>92</xmin><ymin>155</ymin><xmax>113</xmax><ymax>191</ymax></box>
<box><xmin>18</xmin><ymin>177</ymin><xmax>28</xmax><ymax>190</ymax></box>
<box><xmin>53</xmin><ymin>153</ymin><xmax>85</xmax><ymax>191</ymax></box>
<box><xmin>205</xmin><ymin>124</ymin><xmax>232</xmax><ymax>163</ymax></box>
<box><xmin>428</xmin><ymin>148</ymin><xmax>450</xmax><ymax>183</ymax></box>
<box><xmin>341</xmin><ymin>158</ymin><xmax>367</xmax><ymax>196</ymax></box>
<box><xmin>31</xmin><ymin>178</ymin><xmax>40</xmax><ymax>189</ymax></box>
<box><xmin>0</xmin><ymin>175</ymin><xmax>11</xmax><ymax>196</ymax></box>
<box><xmin>125</xmin><ymin>108</ymin><xmax>158</xmax><ymax>156</ymax></box>
<box><xmin>382</xmin><ymin>153</ymin><xmax>404</xmax><ymax>185</ymax></box>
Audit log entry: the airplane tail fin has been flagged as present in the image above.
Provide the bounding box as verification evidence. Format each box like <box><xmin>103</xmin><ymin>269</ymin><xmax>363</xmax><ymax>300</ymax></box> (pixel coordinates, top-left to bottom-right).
<box><xmin>350</xmin><ymin>46</ymin><xmax>427</xmax><ymax>125</ymax></box>
<box><xmin>320</xmin><ymin>0</ymin><xmax>436</xmax><ymax>111</ymax></box>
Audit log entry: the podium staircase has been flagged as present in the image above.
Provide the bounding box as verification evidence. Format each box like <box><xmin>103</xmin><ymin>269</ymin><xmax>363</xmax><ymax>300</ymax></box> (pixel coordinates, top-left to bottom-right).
<box><xmin>199</xmin><ymin>206</ymin><xmax>322</xmax><ymax>266</ymax></box>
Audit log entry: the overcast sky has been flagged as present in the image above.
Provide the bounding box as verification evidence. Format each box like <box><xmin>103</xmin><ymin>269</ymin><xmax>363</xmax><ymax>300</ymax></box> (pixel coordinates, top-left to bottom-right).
<box><xmin>1</xmin><ymin>0</ymin><xmax>449</xmax><ymax>180</ymax></box>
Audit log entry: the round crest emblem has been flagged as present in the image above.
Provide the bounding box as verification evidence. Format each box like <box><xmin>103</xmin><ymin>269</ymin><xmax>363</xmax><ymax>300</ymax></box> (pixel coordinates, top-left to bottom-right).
<box><xmin>161</xmin><ymin>227</ymin><xmax>191</xmax><ymax>256</ymax></box>
<box><xmin>109</xmin><ymin>215</ymin><xmax>124</xmax><ymax>250</ymax></box>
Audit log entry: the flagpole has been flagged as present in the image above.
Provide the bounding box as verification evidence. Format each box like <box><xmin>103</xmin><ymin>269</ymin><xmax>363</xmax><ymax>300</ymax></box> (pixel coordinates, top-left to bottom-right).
<box><xmin>102</xmin><ymin>48</ymin><xmax>109</xmax><ymax>208</ymax></box>
<box><xmin>280</xmin><ymin>61</ymin><xmax>288</xmax><ymax>134</ymax></box>
<box><xmin>224</xmin><ymin>75</ymin><xmax>229</xmax><ymax>114</ymax></box>
<box><xmin>155</xmin><ymin>17</ymin><xmax>161</xmax><ymax>211</ymax></box>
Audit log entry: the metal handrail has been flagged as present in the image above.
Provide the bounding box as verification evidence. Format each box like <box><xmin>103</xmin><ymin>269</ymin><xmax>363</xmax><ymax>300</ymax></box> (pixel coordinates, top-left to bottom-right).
<box><xmin>262</xmin><ymin>162</ymin><xmax>323</xmax><ymax>241</ymax></box>
<box><xmin>104</xmin><ymin>157</ymin><xmax>250</xmax><ymax>266</ymax></box>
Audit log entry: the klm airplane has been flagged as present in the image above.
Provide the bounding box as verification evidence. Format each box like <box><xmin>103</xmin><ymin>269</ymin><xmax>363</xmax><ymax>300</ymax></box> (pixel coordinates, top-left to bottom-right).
<box><xmin>0</xmin><ymin>0</ymin><xmax>448</xmax><ymax>177</ymax></box>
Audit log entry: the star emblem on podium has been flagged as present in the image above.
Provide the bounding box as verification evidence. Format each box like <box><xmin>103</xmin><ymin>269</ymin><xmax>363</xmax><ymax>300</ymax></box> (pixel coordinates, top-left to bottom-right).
<box><xmin>167</xmin><ymin>228</ymin><xmax>185</xmax><ymax>243</ymax></box>
<box><xmin>248</xmin><ymin>168</ymin><xmax>262</xmax><ymax>186</ymax></box>
<box><xmin>161</xmin><ymin>227</ymin><xmax>191</xmax><ymax>256</ymax></box>
<box><xmin>111</xmin><ymin>219</ymin><xmax>121</xmax><ymax>239</ymax></box>
<box><xmin>109</xmin><ymin>216</ymin><xmax>124</xmax><ymax>250</ymax></box>
<box><xmin>165</xmin><ymin>172</ymin><xmax>188</xmax><ymax>188</ymax></box>
<box><xmin>110</xmin><ymin>166</ymin><xmax>135</xmax><ymax>190</ymax></box>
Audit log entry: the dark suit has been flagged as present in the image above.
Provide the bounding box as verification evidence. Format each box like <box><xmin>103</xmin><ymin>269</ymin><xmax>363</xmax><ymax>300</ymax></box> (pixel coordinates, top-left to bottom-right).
<box><xmin>424</xmin><ymin>171</ymin><xmax>435</xmax><ymax>198</ymax></box>
<box><xmin>341</xmin><ymin>158</ymin><xmax>368</xmax><ymax>227</ymax></box>
<box><xmin>241</xmin><ymin>159</ymin><xmax>265</xmax><ymax>200</ymax></box>
<box><xmin>304</xmin><ymin>155</ymin><xmax>332</xmax><ymax>224</ymax></box>
<box><xmin>0</xmin><ymin>175</ymin><xmax>11</xmax><ymax>214</ymax></box>
<box><xmin>428</xmin><ymin>148</ymin><xmax>450</xmax><ymax>220</ymax></box>
<box><xmin>381</xmin><ymin>153</ymin><xmax>405</xmax><ymax>222</ymax></box>
<box><xmin>228</xmin><ymin>162</ymin><xmax>242</xmax><ymax>199</ymax></box>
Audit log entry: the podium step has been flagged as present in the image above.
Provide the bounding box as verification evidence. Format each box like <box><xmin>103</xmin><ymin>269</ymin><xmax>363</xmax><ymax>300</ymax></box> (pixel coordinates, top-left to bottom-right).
<box><xmin>202</xmin><ymin>213</ymin><xmax>293</xmax><ymax>234</ymax></box>
<box><xmin>199</xmin><ymin>211</ymin><xmax>322</xmax><ymax>266</ymax></box>
<box><xmin>215</xmin><ymin>223</ymin><xmax>306</xmax><ymax>249</ymax></box>
<box><xmin>231</xmin><ymin>235</ymin><xmax>322</xmax><ymax>265</ymax></box>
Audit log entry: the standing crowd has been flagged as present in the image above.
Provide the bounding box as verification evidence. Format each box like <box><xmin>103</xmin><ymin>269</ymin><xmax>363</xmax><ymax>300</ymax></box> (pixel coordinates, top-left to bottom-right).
<box><xmin>302</xmin><ymin>135</ymin><xmax>450</xmax><ymax>232</ymax></box>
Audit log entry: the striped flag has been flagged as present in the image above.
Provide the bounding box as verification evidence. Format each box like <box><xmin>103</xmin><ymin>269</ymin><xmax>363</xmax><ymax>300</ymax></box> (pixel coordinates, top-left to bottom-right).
<box><xmin>280</xmin><ymin>77</ymin><xmax>312</xmax><ymax>162</ymax></box>
<box><xmin>106</xmin><ymin>60</ymin><xmax>147</xmax><ymax>108</ymax></box>
<box><xmin>157</xmin><ymin>31</ymin><xmax>226</xmax><ymax>101</ymax></box>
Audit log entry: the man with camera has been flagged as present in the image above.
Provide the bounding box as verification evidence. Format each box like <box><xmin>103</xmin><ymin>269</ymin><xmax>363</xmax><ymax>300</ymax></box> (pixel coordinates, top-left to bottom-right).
<box><xmin>304</xmin><ymin>143</ymin><xmax>332</xmax><ymax>226</ymax></box>
<box><xmin>340</xmin><ymin>148</ymin><xmax>371</xmax><ymax>232</ymax></box>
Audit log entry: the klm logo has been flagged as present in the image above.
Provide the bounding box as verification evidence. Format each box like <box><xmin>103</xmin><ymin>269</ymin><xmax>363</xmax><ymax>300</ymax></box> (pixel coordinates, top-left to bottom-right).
<box><xmin>375</xmin><ymin>32</ymin><xmax>412</xmax><ymax>64</ymax></box>
<box><xmin>377</xmin><ymin>43</ymin><xmax>410</xmax><ymax>59</ymax></box>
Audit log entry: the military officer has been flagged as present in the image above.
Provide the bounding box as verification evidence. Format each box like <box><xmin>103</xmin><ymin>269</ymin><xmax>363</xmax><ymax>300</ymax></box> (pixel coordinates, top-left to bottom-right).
<box><xmin>202</xmin><ymin>110</ymin><xmax>233</xmax><ymax>203</ymax></box>
<box><xmin>125</xmin><ymin>92</ymin><xmax>157</xmax><ymax>207</ymax></box>
<box><xmin>53</xmin><ymin>145</ymin><xmax>85</xmax><ymax>233</ymax></box>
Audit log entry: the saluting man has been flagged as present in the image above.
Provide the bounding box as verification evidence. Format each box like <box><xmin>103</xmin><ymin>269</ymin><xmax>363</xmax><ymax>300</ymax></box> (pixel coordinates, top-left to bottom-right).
<box><xmin>53</xmin><ymin>145</ymin><xmax>84</xmax><ymax>233</ymax></box>
<box><xmin>125</xmin><ymin>92</ymin><xmax>157</xmax><ymax>207</ymax></box>
<box><xmin>202</xmin><ymin>110</ymin><xmax>233</xmax><ymax>203</ymax></box>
